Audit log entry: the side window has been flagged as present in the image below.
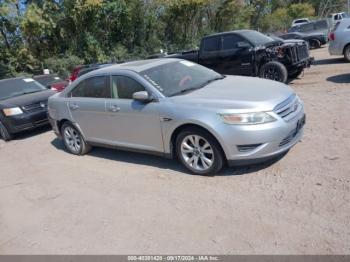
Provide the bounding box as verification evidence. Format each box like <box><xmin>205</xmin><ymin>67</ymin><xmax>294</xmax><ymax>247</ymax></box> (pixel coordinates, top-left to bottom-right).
<box><xmin>203</xmin><ymin>37</ymin><xmax>221</xmax><ymax>52</ymax></box>
<box><xmin>71</xmin><ymin>76</ymin><xmax>110</xmax><ymax>98</ymax></box>
<box><xmin>111</xmin><ymin>76</ymin><xmax>145</xmax><ymax>99</ymax></box>
<box><xmin>222</xmin><ymin>35</ymin><xmax>241</xmax><ymax>50</ymax></box>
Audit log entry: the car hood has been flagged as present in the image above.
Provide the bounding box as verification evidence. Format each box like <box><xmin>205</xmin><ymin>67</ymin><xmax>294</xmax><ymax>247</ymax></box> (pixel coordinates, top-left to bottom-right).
<box><xmin>0</xmin><ymin>89</ymin><xmax>56</xmax><ymax>108</ymax></box>
<box><xmin>168</xmin><ymin>76</ymin><xmax>294</xmax><ymax>111</ymax></box>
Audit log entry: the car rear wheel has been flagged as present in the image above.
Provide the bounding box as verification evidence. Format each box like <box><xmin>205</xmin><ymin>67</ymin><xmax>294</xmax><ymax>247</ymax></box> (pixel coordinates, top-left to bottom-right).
<box><xmin>259</xmin><ymin>61</ymin><xmax>288</xmax><ymax>83</ymax></box>
<box><xmin>344</xmin><ymin>45</ymin><xmax>350</xmax><ymax>62</ymax></box>
<box><xmin>0</xmin><ymin>121</ymin><xmax>12</xmax><ymax>141</ymax></box>
<box><xmin>61</xmin><ymin>122</ymin><xmax>91</xmax><ymax>155</ymax></box>
<box><xmin>176</xmin><ymin>128</ymin><xmax>224</xmax><ymax>175</ymax></box>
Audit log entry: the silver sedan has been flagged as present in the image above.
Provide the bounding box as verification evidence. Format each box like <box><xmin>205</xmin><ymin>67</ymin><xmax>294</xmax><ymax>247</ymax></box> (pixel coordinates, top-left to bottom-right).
<box><xmin>48</xmin><ymin>58</ymin><xmax>305</xmax><ymax>175</ymax></box>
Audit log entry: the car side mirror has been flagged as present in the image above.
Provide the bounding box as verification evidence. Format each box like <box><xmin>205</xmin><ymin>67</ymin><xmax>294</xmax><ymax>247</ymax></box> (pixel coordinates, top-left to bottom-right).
<box><xmin>133</xmin><ymin>91</ymin><xmax>152</xmax><ymax>102</ymax></box>
<box><xmin>237</xmin><ymin>42</ymin><xmax>251</xmax><ymax>49</ymax></box>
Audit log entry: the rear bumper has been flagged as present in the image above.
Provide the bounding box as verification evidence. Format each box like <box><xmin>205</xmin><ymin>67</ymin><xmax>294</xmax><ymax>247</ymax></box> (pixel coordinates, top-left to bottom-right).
<box><xmin>329</xmin><ymin>42</ymin><xmax>343</xmax><ymax>56</ymax></box>
<box><xmin>2</xmin><ymin>110</ymin><xmax>49</xmax><ymax>134</ymax></box>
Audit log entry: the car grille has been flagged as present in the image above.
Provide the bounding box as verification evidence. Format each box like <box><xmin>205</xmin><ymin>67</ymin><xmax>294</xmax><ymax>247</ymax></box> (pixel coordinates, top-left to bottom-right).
<box><xmin>22</xmin><ymin>101</ymin><xmax>47</xmax><ymax>113</ymax></box>
<box><xmin>274</xmin><ymin>95</ymin><xmax>301</xmax><ymax>121</ymax></box>
<box><xmin>297</xmin><ymin>44</ymin><xmax>309</xmax><ymax>60</ymax></box>
<box><xmin>290</xmin><ymin>44</ymin><xmax>309</xmax><ymax>62</ymax></box>
<box><xmin>279</xmin><ymin>129</ymin><xmax>298</xmax><ymax>146</ymax></box>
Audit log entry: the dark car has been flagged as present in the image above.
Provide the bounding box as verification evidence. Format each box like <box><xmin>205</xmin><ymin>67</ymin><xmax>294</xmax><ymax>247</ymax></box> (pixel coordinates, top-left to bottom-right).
<box><xmin>69</xmin><ymin>63</ymin><xmax>113</xmax><ymax>82</ymax></box>
<box><xmin>165</xmin><ymin>30</ymin><xmax>313</xmax><ymax>83</ymax></box>
<box><xmin>279</xmin><ymin>32</ymin><xmax>328</xmax><ymax>49</ymax></box>
<box><xmin>33</xmin><ymin>74</ymin><xmax>69</xmax><ymax>92</ymax></box>
<box><xmin>0</xmin><ymin>77</ymin><xmax>56</xmax><ymax>141</ymax></box>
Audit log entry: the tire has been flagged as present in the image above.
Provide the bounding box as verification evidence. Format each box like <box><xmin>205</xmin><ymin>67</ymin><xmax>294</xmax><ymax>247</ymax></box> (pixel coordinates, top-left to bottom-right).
<box><xmin>309</xmin><ymin>39</ymin><xmax>321</xmax><ymax>49</ymax></box>
<box><xmin>61</xmin><ymin>122</ymin><xmax>91</xmax><ymax>155</ymax></box>
<box><xmin>175</xmin><ymin>127</ymin><xmax>224</xmax><ymax>175</ymax></box>
<box><xmin>0</xmin><ymin>120</ymin><xmax>12</xmax><ymax>141</ymax></box>
<box><xmin>344</xmin><ymin>45</ymin><xmax>350</xmax><ymax>62</ymax></box>
<box><xmin>259</xmin><ymin>61</ymin><xmax>288</xmax><ymax>83</ymax></box>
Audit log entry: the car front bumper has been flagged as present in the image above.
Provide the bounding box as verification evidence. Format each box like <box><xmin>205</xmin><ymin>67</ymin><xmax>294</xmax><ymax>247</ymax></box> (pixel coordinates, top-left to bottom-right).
<box><xmin>48</xmin><ymin>116</ymin><xmax>61</xmax><ymax>138</ymax></box>
<box><xmin>2</xmin><ymin>109</ymin><xmax>50</xmax><ymax>134</ymax></box>
<box><xmin>216</xmin><ymin>109</ymin><xmax>305</xmax><ymax>166</ymax></box>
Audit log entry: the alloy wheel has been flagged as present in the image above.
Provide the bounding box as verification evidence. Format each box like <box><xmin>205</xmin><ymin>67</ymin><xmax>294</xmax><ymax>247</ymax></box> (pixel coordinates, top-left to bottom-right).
<box><xmin>180</xmin><ymin>135</ymin><xmax>214</xmax><ymax>171</ymax></box>
<box><xmin>264</xmin><ymin>66</ymin><xmax>281</xmax><ymax>81</ymax></box>
<box><xmin>63</xmin><ymin>126</ymin><xmax>81</xmax><ymax>153</ymax></box>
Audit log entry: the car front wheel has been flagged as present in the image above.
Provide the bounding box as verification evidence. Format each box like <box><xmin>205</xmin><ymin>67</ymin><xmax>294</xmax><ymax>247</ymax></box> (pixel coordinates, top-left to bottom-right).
<box><xmin>176</xmin><ymin>128</ymin><xmax>224</xmax><ymax>175</ymax></box>
<box><xmin>0</xmin><ymin>120</ymin><xmax>12</xmax><ymax>141</ymax></box>
<box><xmin>259</xmin><ymin>61</ymin><xmax>288</xmax><ymax>83</ymax></box>
<box><xmin>61</xmin><ymin>122</ymin><xmax>91</xmax><ymax>155</ymax></box>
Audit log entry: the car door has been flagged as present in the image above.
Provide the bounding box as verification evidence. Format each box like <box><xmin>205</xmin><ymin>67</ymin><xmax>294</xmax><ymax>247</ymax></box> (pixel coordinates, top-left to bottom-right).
<box><xmin>218</xmin><ymin>34</ymin><xmax>253</xmax><ymax>75</ymax></box>
<box><xmin>104</xmin><ymin>74</ymin><xmax>164</xmax><ymax>153</ymax></box>
<box><xmin>68</xmin><ymin>75</ymin><xmax>112</xmax><ymax>142</ymax></box>
<box><xmin>198</xmin><ymin>36</ymin><xmax>222</xmax><ymax>71</ymax></box>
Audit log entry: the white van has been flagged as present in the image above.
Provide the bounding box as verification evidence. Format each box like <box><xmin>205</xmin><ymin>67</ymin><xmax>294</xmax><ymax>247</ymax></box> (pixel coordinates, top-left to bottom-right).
<box><xmin>328</xmin><ymin>12</ymin><xmax>349</xmax><ymax>25</ymax></box>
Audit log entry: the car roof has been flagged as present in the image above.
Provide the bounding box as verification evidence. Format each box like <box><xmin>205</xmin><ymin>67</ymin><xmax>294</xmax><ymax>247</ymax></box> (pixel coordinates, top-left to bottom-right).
<box><xmin>202</xmin><ymin>30</ymin><xmax>261</xmax><ymax>39</ymax></box>
<box><xmin>91</xmin><ymin>58</ymin><xmax>182</xmax><ymax>74</ymax></box>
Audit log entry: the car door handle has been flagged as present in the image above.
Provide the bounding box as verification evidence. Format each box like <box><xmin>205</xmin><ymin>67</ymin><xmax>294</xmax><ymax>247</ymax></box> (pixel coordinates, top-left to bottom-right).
<box><xmin>108</xmin><ymin>105</ymin><xmax>120</xmax><ymax>112</ymax></box>
<box><xmin>70</xmin><ymin>104</ymin><xmax>79</xmax><ymax>110</ymax></box>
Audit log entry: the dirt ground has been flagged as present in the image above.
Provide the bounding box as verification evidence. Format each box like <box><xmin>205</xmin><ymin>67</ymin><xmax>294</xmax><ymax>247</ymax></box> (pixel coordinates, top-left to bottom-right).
<box><xmin>0</xmin><ymin>46</ymin><xmax>349</xmax><ymax>255</ymax></box>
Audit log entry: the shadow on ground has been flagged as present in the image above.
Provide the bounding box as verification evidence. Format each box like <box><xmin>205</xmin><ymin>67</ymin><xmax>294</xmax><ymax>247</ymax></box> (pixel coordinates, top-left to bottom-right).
<box><xmin>327</xmin><ymin>73</ymin><xmax>350</xmax><ymax>84</ymax></box>
<box><xmin>313</xmin><ymin>57</ymin><xmax>346</xmax><ymax>65</ymax></box>
<box><xmin>51</xmin><ymin>138</ymin><xmax>285</xmax><ymax>177</ymax></box>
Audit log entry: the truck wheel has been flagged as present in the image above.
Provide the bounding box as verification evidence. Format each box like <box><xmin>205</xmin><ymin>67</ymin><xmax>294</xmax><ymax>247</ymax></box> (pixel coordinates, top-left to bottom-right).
<box><xmin>309</xmin><ymin>39</ymin><xmax>321</xmax><ymax>49</ymax></box>
<box><xmin>259</xmin><ymin>61</ymin><xmax>288</xmax><ymax>83</ymax></box>
<box><xmin>0</xmin><ymin>121</ymin><xmax>12</xmax><ymax>141</ymax></box>
<box><xmin>344</xmin><ymin>45</ymin><xmax>350</xmax><ymax>62</ymax></box>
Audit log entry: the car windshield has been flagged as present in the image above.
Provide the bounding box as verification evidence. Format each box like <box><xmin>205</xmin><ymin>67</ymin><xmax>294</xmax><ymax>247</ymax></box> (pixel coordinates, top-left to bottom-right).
<box><xmin>0</xmin><ymin>78</ymin><xmax>47</xmax><ymax>100</ymax></box>
<box><xmin>140</xmin><ymin>61</ymin><xmax>224</xmax><ymax>97</ymax></box>
<box><xmin>242</xmin><ymin>31</ymin><xmax>275</xmax><ymax>46</ymax></box>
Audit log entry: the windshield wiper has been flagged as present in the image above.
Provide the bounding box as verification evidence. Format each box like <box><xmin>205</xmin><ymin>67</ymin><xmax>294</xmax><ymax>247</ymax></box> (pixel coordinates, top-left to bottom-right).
<box><xmin>22</xmin><ymin>90</ymin><xmax>42</xmax><ymax>95</ymax></box>
<box><xmin>0</xmin><ymin>90</ymin><xmax>43</xmax><ymax>100</ymax></box>
<box><xmin>169</xmin><ymin>75</ymin><xmax>225</xmax><ymax>97</ymax></box>
<box><xmin>198</xmin><ymin>75</ymin><xmax>225</xmax><ymax>88</ymax></box>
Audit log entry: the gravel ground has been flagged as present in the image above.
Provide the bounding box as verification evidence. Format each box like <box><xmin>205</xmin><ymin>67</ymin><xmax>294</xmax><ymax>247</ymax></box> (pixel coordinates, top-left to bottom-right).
<box><xmin>0</xmin><ymin>46</ymin><xmax>349</xmax><ymax>255</ymax></box>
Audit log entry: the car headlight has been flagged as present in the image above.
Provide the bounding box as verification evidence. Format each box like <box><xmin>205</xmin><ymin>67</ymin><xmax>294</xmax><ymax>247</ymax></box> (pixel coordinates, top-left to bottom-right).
<box><xmin>219</xmin><ymin>112</ymin><xmax>276</xmax><ymax>125</ymax></box>
<box><xmin>3</xmin><ymin>107</ymin><xmax>23</xmax><ymax>116</ymax></box>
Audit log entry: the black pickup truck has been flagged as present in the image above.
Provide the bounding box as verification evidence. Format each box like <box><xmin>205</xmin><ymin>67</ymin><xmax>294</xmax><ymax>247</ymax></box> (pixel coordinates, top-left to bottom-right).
<box><xmin>164</xmin><ymin>30</ymin><xmax>313</xmax><ymax>83</ymax></box>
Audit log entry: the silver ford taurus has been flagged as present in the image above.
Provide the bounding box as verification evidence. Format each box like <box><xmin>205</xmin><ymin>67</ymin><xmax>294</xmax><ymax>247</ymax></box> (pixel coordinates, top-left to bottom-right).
<box><xmin>48</xmin><ymin>58</ymin><xmax>305</xmax><ymax>175</ymax></box>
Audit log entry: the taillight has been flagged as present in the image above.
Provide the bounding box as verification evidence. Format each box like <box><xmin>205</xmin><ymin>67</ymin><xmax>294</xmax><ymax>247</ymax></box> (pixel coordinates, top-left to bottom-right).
<box><xmin>329</xmin><ymin>32</ymin><xmax>335</xmax><ymax>41</ymax></box>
